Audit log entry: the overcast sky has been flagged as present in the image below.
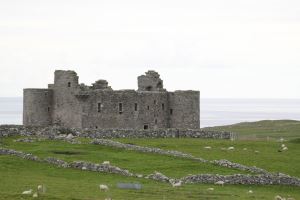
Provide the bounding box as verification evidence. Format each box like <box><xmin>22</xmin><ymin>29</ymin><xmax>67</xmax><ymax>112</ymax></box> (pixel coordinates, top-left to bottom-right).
<box><xmin>0</xmin><ymin>0</ymin><xmax>299</xmax><ymax>98</ymax></box>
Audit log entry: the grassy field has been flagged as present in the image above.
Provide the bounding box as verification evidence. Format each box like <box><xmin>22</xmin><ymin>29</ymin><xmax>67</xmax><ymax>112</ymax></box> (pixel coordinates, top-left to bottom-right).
<box><xmin>204</xmin><ymin>120</ymin><xmax>300</xmax><ymax>140</ymax></box>
<box><xmin>0</xmin><ymin>120</ymin><xmax>300</xmax><ymax>199</ymax></box>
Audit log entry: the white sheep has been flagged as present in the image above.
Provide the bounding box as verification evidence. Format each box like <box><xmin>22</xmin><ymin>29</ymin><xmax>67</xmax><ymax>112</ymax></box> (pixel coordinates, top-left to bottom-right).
<box><xmin>274</xmin><ymin>195</ymin><xmax>284</xmax><ymax>200</ymax></box>
<box><xmin>254</xmin><ymin>150</ymin><xmax>259</xmax><ymax>154</ymax></box>
<box><xmin>171</xmin><ymin>180</ymin><xmax>182</xmax><ymax>187</ymax></box>
<box><xmin>207</xmin><ymin>187</ymin><xmax>214</xmax><ymax>191</ymax></box>
<box><xmin>214</xmin><ymin>181</ymin><xmax>225</xmax><ymax>186</ymax></box>
<box><xmin>102</xmin><ymin>161</ymin><xmax>110</xmax><ymax>165</ymax></box>
<box><xmin>243</xmin><ymin>148</ymin><xmax>247</xmax><ymax>151</ymax></box>
<box><xmin>282</xmin><ymin>146</ymin><xmax>288</xmax><ymax>151</ymax></box>
<box><xmin>99</xmin><ymin>184</ymin><xmax>109</xmax><ymax>192</ymax></box>
<box><xmin>33</xmin><ymin>192</ymin><xmax>38</xmax><ymax>198</ymax></box>
<box><xmin>228</xmin><ymin>147</ymin><xmax>235</xmax><ymax>150</ymax></box>
<box><xmin>37</xmin><ymin>185</ymin><xmax>43</xmax><ymax>192</ymax></box>
<box><xmin>204</xmin><ymin>146</ymin><xmax>212</xmax><ymax>150</ymax></box>
<box><xmin>22</xmin><ymin>189</ymin><xmax>33</xmax><ymax>195</ymax></box>
<box><xmin>247</xmin><ymin>190</ymin><xmax>253</xmax><ymax>194</ymax></box>
<box><xmin>281</xmin><ymin>144</ymin><xmax>286</xmax><ymax>148</ymax></box>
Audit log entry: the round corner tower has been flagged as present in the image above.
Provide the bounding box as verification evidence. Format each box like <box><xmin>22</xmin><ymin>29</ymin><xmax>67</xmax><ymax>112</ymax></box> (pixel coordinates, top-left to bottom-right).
<box><xmin>23</xmin><ymin>89</ymin><xmax>53</xmax><ymax>126</ymax></box>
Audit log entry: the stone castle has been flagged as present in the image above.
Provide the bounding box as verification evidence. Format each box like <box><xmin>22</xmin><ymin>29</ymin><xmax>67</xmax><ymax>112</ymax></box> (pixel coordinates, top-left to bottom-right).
<box><xmin>23</xmin><ymin>70</ymin><xmax>200</xmax><ymax>129</ymax></box>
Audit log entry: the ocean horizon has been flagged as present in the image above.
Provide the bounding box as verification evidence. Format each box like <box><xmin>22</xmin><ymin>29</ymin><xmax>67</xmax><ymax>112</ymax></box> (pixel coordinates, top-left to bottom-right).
<box><xmin>0</xmin><ymin>97</ymin><xmax>299</xmax><ymax>128</ymax></box>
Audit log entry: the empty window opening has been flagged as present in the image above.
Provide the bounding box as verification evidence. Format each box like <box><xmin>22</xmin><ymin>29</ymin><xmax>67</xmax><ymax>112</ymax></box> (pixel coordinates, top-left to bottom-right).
<box><xmin>170</xmin><ymin>109</ymin><xmax>173</xmax><ymax>115</ymax></box>
<box><xmin>144</xmin><ymin>124</ymin><xmax>149</xmax><ymax>130</ymax></box>
<box><xmin>154</xmin><ymin>100</ymin><xmax>156</xmax><ymax>104</ymax></box>
<box><xmin>47</xmin><ymin>107</ymin><xmax>50</xmax><ymax>112</ymax></box>
<box><xmin>162</xmin><ymin>103</ymin><xmax>165</xmax><ymax>110</ymax></box>
<box><xmin>68</xmin><ymin>82</ymin><xmax>71</xmax><ymax>87</ymax></box>
<box><xmin>146</xmin><ymin>86</ymin><xmax>152</xmax><ymax>91</ymax></box>
<box><xmin>155</xmin><ymin>119</ymin><xmax>158</xmax><ymax>124</ymax></box>
<box><xmin>157</xmin><ymin>82</ymin><xmax>162</xmax><ymax>88</ymax></box>
<box><xmin>97</xmin><ymin>103</ymin><xmax>102</xmax><ymax>113</ymax></box>
<box><xmin>119</xmin><ymin>103</ymin><xmax>123</xmax><ymax>114</ymax></box>
<box><xmin>134</xmin><ymin>103</ymin><xmax>138</xmax><ymax>111</ymax></box>
<box><xmin>95</xmin><ymin>126</ymin><xmax>98</xmax><ymax>129</ymax></box>
<box><xmin>147</xmin><ymin>105</ymin><xmax>150</xmax><ymax>110</ymax></box>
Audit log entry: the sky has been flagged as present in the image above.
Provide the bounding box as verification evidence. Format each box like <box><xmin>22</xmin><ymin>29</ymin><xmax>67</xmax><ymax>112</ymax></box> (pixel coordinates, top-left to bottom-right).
<box><xmin>0</xmin><ymin>0</ymin><xmax>300</xmax><ymax>98</ymax></box>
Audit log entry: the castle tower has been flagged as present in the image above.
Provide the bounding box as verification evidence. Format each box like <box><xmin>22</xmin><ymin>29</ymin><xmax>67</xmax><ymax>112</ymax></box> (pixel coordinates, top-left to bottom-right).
<box><xmin>138</xmin><ymin>70</ymin><xmax>165</xmax><ymax>91</ymax></box>
<box><xmin>23</xmin><ymin>89</ymin><xmax>53</xmax><ymax>126</ymax></box>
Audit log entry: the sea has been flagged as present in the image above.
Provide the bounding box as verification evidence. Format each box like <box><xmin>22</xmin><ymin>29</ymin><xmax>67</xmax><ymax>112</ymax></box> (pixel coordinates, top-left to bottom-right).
<box><xmin>0</xmin><ymin>97</ymin><xmax>299</xmax><ymax>128</ymax></box>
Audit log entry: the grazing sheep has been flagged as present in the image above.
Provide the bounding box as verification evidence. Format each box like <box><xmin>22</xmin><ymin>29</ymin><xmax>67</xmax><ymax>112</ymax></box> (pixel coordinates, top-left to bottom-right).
<box><xmin>33</xmin><ymin>192</ymin><xmax>38</xmax><ymax>198</ymax></box>
<box><xmin>82</xmin><ymin>166</ymin><xmax>87</xmax><ymax>170</ymax></box>
<box><xmin>243</xmin><ymin>148</ymin><xmax>248</xmax><ymax>151</ymax></box>
<box><xmin>204</xmin><ymin>146</ymin><xmax>212</xmax><ymax>150</ymax></box>
<box><xmin>214</xmin><ymin>181</ymin><xmax>225</xmax><ymax>186</ymax></box>
<box><xmin>282</xmin><ymin>146</ymin><xmax>288</xmax><ymax>151</ymax></box>
<box><xmin>99</xmin><ymin>184</ymin><xmax>109</xmax><ymax>192</ymax></box>
<box><xmin>247</xmin><ymin>190</ymin><xmax>253</xmax><ymax>194</ymax></box>
<box><xmin>207</xmin><ymin>187</ymin><xmax>214</xmax><ymax>191</ymax></box>
<box><xmin>274</xmin><ymin>195</ymin><xmax>284</xmax><ymax>200</ymax></box>
<box><xmin>281</xmin><ymin>144</ymin><xmax>286</xmax><ymax>148</ymax></box>
<box><xmin>279</xmin><ymin>138</ymin><xmax>285</xmax><ymax>142</ymax></box>
<box><xmin>227</xmin><ymin>147</ymin><xmax>235</xmax><ymax>150</ymax></box>
<box><xmin>254</xmin><ymin>150</ymin><xmax>259</xmax><ymax>154</ymax></box>
<box><xmin>37</xmin><ymin>185</ymin><xmax>43</xmax><ymax>192</ymax></box>
<box><xmin>22</xmin><ymin>189</ymin><xmax>33</xmax><ymax>195</ymax></box>
<box><xmin>171</xmin><ymin>180</ymin><xmax>182</xmax><ymax>187</ymax></box>
<box><xmin>102</xmin><ymin>161</ymin><xmax>110</xmax><ymax>165</ymax></box>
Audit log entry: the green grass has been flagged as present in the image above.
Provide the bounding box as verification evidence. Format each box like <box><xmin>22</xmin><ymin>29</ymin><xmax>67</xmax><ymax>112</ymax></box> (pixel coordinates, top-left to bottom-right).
<box><xmin>1</xmin><ymin>137</ymin><xmax>241</xmax><ymax>178</ymax></box>
<box><xmin>1</xmin><ymin>154</ymin><xmax>300</xmax><ymax>200</ymax></box>
<box><xmin>1</xmin><ymin>120</ymin><xmax>300</xmax><ymax>199</ymax></box>
<box><xmin>203</xmin><ymin>120</ymin><xmax>300</xmax><ymax>140</ymax></box>
<box><xmin>116</xmin><ymin>138</ymin><xmax>300</xmax><ymax>177</ymax></box>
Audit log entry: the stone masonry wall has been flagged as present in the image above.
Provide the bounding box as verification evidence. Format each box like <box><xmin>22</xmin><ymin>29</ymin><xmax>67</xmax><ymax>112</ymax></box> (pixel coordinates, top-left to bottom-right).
<box><xmin>23</xmin><ymin>70</ymin><xmax>200</xmax><ymax>129</ymax></box>
<box><xmin>23</xmin><ymin>89</ymin><xmax>53</xmax><ymax>126</ymax></box>
<box><xmin>0</xmin><ymin>125</ymin><xmax>233</xmax><ymax>139</ymax></box>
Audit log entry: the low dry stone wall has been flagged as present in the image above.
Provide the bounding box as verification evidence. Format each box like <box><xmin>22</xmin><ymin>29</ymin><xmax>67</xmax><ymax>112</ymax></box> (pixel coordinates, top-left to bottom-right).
<box><xmin>0</xmin><ymin>148</ymin><xmax>136</xmax><ymax>177</ymax></box>
<box><xmin>1</xmin><ymin>147</ymin><xmax>300</xmax><ymax>187</ymax></box>
<box><xmin>211</xmin><ymin>159</ymin><xmax>269</xmax><ymax>175</ymax></box>
<box><xmin>91</xmin><ymin>139</ymin><xmax>207</xmax><ymax>162</ymax></box>
<box><xmin>91</xmin><ymin>139</ymin><xmax>275</xmax><ymax>175</ymax></box>
<box><xmin>181</xmin><ymin>174</ymin><xmax>300</xmax><ymax>187</ymax></box>
<box><xmin>0</xmin><ymin>125</ymin><xmax>233</xmax><ymax>139</ymax></box>
<box><xmin>0</xmin><ymin>148</ymin><xmax>40</xmax><ymax>161</ymax></box>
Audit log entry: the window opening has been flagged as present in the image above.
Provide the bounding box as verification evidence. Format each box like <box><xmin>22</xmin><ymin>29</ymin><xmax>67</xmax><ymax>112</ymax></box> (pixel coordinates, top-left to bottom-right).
<box><xmin>68</xmin><ymin>82</ymin><xmax>71</xmax><ymax>87</ymax></box>
<box><xmin>119</xmin><ymin>103</ymin><xmax>123</xmax><ymax>114</ymax></box>
<box><xmin>162</xmin><ymin>103</ymin><xmax>165</xmax><ymax>110</ymax></box>
<box><xmin>134</xmin><ymin>103</ymin><xmax>138</xmax><ymax>111</ymax></box>
<box><xmin>97</xmin><ymin>103</ymin><xmax>102</xmax><ymax>113</ymax></box>
<box><xmin>144</xmin><ymin>124</ymin><xmax>149</xmax><ymax>130</ymax></box>
<box><xmin>170</xmin><ymin>109</ymin><xmax>173</xmax><ymax>115</ymax></box>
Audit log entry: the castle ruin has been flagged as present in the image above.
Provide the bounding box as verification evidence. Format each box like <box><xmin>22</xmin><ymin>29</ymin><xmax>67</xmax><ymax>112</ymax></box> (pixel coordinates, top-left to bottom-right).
<box><xmin>23</xmin><ymin>70</ymin><xmax>200</xmax><ymax>129</ymax></box>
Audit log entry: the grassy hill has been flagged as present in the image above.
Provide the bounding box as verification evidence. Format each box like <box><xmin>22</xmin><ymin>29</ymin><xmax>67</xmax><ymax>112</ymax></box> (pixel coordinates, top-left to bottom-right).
<box><xmin>0</xmin><ymin>120</ymin><xmax>300</xmax><ymax>199</ymax></box>
<box><xmin>203</xmin><ymin>120</ymin><xmax>300</xmax><ymax>140</ymax></box>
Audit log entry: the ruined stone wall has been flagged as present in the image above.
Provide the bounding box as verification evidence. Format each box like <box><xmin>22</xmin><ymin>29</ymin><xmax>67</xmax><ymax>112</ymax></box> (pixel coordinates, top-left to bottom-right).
<box><xmin>80</xmin><ymin>90</ymin><xmax>169</xmax><ymax>129</ymax></box>
<box><xmin>23</xmin><ymin>89</ymin><xmax>53</xmax><ymax>126</ymax></box>
<box><xmin>168</xmin><ymin>91</ymin><xmax>200</xmax><ymax>129</ymax></box>
<box><xmin>51</xmin><ymin>70</ymin><xmax>82</xmax><ymax>128</ymax></box>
